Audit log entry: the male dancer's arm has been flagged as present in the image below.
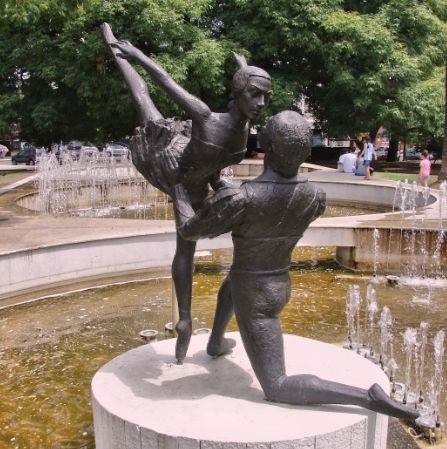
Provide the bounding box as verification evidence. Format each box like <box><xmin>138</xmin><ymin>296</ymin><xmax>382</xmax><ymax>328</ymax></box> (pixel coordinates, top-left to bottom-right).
<box><xmin>172</xmin><ymin>184</ymin><xmax>245</xmax><ymax>240</ymax></box>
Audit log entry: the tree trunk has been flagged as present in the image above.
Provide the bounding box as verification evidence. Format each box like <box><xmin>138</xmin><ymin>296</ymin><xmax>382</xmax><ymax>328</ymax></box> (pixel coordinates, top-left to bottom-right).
<box><xmin>438</xmin><ymin>61</ymin><xmax>447</xmax><ymax>182</ymax></box>
<box><xmin>387</xmin><ymin>135</ymin><xmax>399</xmax><ymax>161</ymax></box>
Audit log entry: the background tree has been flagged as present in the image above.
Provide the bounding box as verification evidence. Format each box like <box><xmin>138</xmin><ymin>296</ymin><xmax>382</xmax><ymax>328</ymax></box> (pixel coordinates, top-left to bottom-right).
<box><xmin>1</xmin><ymin>0</ymin><xmax>447</xmax><ymax>164</ymax></box>
<box><xmin>209</xmin><ymin>0</ymin><xmax>447</xmax><ymax>159</ymax></box>
<box><xmin>0</xmin><ymin>0</ymin><xmax>97</xmax><ymax>146</ymax></box>
<box><xmin>442</xmin><ymin>62</ymin><xmax>447</xmax><ymax>181</ymax></box>
<box><xmin>0</xmin><ymin>0</ymin><xmax>233</xmax><ymax>145</ymax></box>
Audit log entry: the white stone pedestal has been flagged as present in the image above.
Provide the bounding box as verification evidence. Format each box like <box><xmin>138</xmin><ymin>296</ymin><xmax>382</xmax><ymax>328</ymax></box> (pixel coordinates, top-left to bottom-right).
<box><xmin>92</xmin><ymin>333</ymin><xmax>389</xmax><ymax>449</ymax></box>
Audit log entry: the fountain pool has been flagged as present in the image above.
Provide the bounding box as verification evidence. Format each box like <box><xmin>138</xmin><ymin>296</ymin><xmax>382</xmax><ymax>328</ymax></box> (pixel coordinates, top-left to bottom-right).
<box><xmin>16</xmin><ymin>185</ymin><xmax>390</xmax><ymax>220</ymax></box>
<box><xmin>1</xmin><ymin>247</ymin><xmax>445</xmax><ymax>449</ymax></box>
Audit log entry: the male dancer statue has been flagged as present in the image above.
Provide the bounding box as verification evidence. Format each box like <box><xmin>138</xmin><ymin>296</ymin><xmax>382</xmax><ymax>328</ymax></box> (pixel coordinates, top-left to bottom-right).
<box><xmin>171</xmin><ymin>110</ymin><xmax>419</xmax><ymax>421</ymax></box>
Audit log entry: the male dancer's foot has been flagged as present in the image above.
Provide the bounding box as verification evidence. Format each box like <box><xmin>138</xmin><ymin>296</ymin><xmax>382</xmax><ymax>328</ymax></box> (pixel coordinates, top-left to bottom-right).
<box><xmin>367</xmin><ymin>383</ymin><xmax>420</xmax><ymax>420</ymax></box>
<box><xmin>207</xmin><ymin>336</ymin><xmax>236</xmax><ymax>358</ymax></box>
<box><xmin>175</xmin><ymin>319</ymin><xmax>192</xmax><ymax>364</ymax></box>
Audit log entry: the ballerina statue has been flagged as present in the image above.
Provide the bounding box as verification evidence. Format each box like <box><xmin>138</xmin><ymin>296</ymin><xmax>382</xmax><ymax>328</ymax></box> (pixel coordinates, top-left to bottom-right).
<box><xmin>100</xmin><ymin>23</ymin><xmax>272</xmax><ymax>363</ymax></box>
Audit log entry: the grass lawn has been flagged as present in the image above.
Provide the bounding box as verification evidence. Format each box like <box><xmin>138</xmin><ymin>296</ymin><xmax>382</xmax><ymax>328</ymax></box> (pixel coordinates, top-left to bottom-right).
<box><xmin>0</xmin><ymin>171</ymin><xmax>34</xmax><ymax>188</ymax></box>
<box><xmin>373</xmin><ymin>171</ymin><xmax>437</xmax><ymax>185</ymax></box>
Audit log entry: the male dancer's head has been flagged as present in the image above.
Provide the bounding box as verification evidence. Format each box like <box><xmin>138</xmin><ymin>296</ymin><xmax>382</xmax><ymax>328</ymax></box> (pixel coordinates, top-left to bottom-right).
<box><xmin>259</xmin><ymin>110</ymin><xmax>312</xmax><ymax>177</ymax></box>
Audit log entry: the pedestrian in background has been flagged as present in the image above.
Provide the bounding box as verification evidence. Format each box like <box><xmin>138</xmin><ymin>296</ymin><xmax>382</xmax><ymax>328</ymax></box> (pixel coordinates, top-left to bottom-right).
<box><xmin>418</xmin><ymin>150</ymin><xmax>431</xmax><ymax>187</ymax></box>
<box><xmin>360</xmin><ymin>136</ymin><xmax>376</xmax><ymax>180</ymax></box>
<box><xmin>0</xmin><ymin>144</ymin><xmax>8</xmax><ymax>158</ymax></box>
<box><xmin>338</xmin><ymin>146</ymin><xmax>357</xmax><ymax>173</ymax></box>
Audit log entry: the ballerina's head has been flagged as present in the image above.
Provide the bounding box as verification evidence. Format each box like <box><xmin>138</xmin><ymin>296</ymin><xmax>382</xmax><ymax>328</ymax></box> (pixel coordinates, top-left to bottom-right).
<box><xmin>231</xmin><ymin>53</ymin><xmax>272</xmax><ymax>120</ymax></box>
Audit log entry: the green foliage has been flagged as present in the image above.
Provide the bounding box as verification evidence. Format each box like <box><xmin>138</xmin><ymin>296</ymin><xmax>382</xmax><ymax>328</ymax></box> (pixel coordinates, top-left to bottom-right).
<box><xmin>380</xmin><ymin>66</ymin><xmax>445</xmax><ymax>141</ymax></box>
<box><xmin>212</xmin><ymin>0</ymin><xmax>447</xmax><ymax>142</ymax></box>
<box><xmin>0</xmin><ymin>0</ymin><xmax>446</xmax><ymax>148</ymax></box>
<box><xmin>0</xmin><ymin>0</ymin><xmax>230</xmax><ymax>144</ymax></box>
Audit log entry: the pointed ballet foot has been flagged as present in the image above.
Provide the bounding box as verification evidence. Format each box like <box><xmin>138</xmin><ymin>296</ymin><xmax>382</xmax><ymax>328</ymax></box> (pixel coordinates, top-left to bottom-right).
<box><xmin>207</xmin><ymin>337</ymin><xmax>236</xmax><ymax>358</ymax></box>
<box><xmin>175</xmin><ymin>320</ymin><xmax>192</xmax><ymax>363</ymax></box>
<box><xmin>367</xmin><ymin>384</ymin><xmax>419</xmax><ymax>421</ymax></box>
<box><xmin>100</xmin><ymin>22</ymin><xmax>117</xmax><ymax>44</ymax></box>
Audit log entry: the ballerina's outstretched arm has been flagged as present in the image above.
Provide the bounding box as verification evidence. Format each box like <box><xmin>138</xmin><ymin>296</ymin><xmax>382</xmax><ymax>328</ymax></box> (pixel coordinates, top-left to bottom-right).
<box><xmin>101</xmin><ymin>23</ymin><xmax>163</xmax><ymax>125</ymax></box>
<box><xmin>102</xmin><ymin>24</ymin><xmax>211</xmax><ymax>123</ymax></box>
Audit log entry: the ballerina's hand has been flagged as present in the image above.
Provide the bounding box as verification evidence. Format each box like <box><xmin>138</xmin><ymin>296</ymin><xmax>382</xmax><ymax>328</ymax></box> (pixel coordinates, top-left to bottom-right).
<box><xmin>110</xmin><ymin>40</ymin><xmax>140</xmax><ymax>60</ymax></box>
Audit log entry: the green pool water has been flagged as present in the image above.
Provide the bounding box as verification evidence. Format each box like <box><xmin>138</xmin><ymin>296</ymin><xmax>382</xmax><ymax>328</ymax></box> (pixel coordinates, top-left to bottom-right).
<box><xmin>0</xmin><ymin>247</ymin><xmax>445</xmax><ymax>449</ymax></box>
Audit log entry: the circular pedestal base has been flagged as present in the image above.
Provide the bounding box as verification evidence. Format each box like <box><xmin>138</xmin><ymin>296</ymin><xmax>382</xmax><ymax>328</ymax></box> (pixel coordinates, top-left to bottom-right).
<box><xmin>92</xmin><ymin>333</ymin><xmax>389</xmax><ymax>449</ymax></box>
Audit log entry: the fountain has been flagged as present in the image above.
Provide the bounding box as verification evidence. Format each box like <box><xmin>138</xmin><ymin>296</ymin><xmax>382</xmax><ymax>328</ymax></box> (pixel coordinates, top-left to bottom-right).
<box><xmin>345</xmin><ymin>284</ymin><xmax>360</xmax><ymax>350</ymax></box>
<box><xmin>26</xmin><ymin>158</ymin><xmax>447</xmax><ymax>289</ymax></box>
<box><xmin>415</xmin><ymin>322</ymin><xmax>429</xmax><ymax>406</ymax></box>
<box><xmin>343</xmin><ymin>180</ymin><xmax>446</xmax><ymax>278</ymax></box>
<box><xmin>428</xmin><ymin>330</ymin><xmax>445</xmax><ymax>428</ymax></box>
<box><xmin>396</xmin><ymin>182</ymin><xmax>447</xmax><ymax>281</ymax></box>
<box><xmin>32</xmin><ymin>153</ymin><xmax>171</xmax><ymax>219</ymax></box>
<box><xmin>402</xmin><ymin>327</ymin><xmax>418</xmax><ymax>405</ymax></box>
<box><xmin>365</xmin><ymin>283</ymin><xmax>378</xmax><ymax>358</ymax></box>
<box><xmin>379</xmin><ymin>306</ymin><xmax>393</xmax><ymax>369</ymax></box>
<box><xmin>2</xmin><ymin>153</ymin><xmax>447</xmax><ymax>447</ymax></box>
<box><xmin>343</xmin><ymin>281</ymin><xmax>446</xmax><ymax>435</ymax></box>
<box><xmin>24</xmin><ymin>153</ymin><xmax>389</xmax><ymax>221</ymax></box>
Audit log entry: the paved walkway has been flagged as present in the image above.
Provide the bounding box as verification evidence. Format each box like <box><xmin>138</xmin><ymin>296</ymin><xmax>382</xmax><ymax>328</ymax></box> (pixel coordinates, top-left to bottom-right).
<box><xmin>0</xmin><ymin>158</ymin><xmax>35</xmax><ymax>170</ymax></box>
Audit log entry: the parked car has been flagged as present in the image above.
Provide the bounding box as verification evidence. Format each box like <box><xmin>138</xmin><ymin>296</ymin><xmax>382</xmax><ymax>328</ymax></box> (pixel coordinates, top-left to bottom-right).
<box><xmin>105</xmin><ymin>143</ymin><xmax>130</xmax><ymax>162</ymax></box>
<box><xmin>375</xmin><ymin>147</ymin><xmax>388</xmax><ymax>160</ymax></box>
<box><xmin>65</xmin><ymin>140</ymin><xmax>84</xmax><ymax>160</ymax></box>
<box><xmin>11</xmin><ymin>144</ymin><xmax>36</xmax><ymax>165</ymax></box>
<box><xmin>11</xmin><ymin>140</ymin><xmax>34</xmax><ymax>154</ymax></box>
<box><xmin>80</xmin><ymin>145</ymin><xmax>100</xmax><ymax>160</ymax></box>
<box><xmin>405</xmin><ymin>147</ymin><xmax>422</xmax><ymax>160</ymax></box>
<box><xmin>57</xmin><ymin>141</ymin><xmax>99</xmax><ymax>162</ymax></box>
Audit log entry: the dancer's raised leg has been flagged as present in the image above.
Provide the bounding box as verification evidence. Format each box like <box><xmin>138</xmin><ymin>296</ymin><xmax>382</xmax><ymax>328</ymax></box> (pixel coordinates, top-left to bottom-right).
<box><xmin>100</xmin><ymin>22</ymin><xmax>163</xmax><ymax>125</ymax></box>
<box><xmin>172</xmin><ymin>233</ymin><xmax>196</xmax><ymax>363</ymax></box>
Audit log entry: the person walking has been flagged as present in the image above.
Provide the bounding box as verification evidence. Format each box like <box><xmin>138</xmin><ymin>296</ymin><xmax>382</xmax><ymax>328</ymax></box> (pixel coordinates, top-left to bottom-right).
<box><xmin>360</xmin><ymin>136</ymin><xmax>376</xmax><ymax>180</ymax></box>
<box><xmin>418</xmin><ymin>150</ymin><xmax>431</xmax><ymax>187</ymax></box>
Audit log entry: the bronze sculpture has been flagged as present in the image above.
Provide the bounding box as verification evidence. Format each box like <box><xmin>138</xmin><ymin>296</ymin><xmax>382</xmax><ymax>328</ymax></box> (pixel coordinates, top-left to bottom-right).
<box><xmin>171</xmin><ymin>110</ymin><xmax>419</xmax><ymax>421</ymax></box>
<box><xmin>101</xmin><ymin>23</ymin><xmax>272</xmax><ymax>363</ymax></box>
<box><xmin>102</xmin><ymin>22</ymin><xmax>419</xmax><ymax>419</ymax></box>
